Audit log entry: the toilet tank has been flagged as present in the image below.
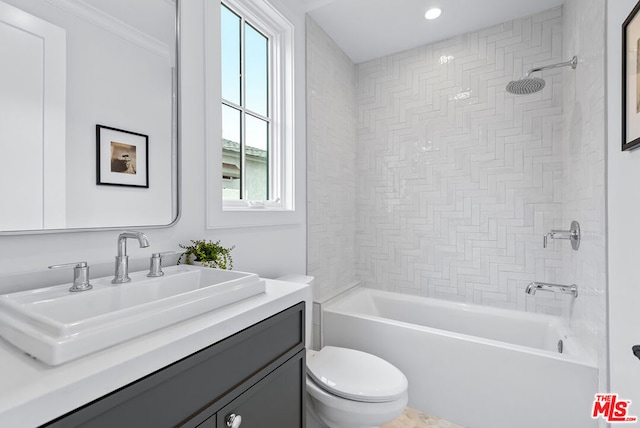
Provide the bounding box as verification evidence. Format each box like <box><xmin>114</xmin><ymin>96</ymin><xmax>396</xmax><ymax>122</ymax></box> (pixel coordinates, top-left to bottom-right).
<box><xmin>276</xmin><ymin>274</ymin><xmax>315</xmax><ymax>285</ymax></box>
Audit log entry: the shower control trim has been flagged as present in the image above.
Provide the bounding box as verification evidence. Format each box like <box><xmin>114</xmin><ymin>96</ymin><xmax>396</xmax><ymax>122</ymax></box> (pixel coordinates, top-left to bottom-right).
<box><xmin>543</xmin><ymin>220</ymin><xmax>580</xmax><ymax>250</ymax></box>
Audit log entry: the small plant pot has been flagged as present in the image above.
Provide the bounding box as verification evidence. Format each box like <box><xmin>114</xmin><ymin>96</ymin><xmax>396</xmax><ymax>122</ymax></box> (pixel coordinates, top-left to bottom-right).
<box><xmin>178</xmin><ymin>239</ymin><xmax>235</xmax><ymax>270</ymax></box>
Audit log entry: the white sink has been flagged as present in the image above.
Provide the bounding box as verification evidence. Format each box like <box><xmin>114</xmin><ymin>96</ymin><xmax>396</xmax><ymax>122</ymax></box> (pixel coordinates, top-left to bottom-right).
<box><xmin>0</xmin><ymin>265</ymin><xmax>266</xmax><ymax>365</ymax></box>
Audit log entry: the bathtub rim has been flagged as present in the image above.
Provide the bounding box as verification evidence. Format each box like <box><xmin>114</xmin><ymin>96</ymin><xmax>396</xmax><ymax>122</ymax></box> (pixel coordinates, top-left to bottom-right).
<box><xmin>322</xmin><ymin>286</ymin><xmax>597</xmax><ymax>368</ymax></box>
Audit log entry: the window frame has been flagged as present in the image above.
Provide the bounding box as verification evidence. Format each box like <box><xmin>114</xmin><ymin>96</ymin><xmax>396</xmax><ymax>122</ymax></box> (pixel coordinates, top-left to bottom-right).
<box><xmin>204</xmin><ymin>0</ymin><xmax>297</xmax><ymax>228</ymax></box>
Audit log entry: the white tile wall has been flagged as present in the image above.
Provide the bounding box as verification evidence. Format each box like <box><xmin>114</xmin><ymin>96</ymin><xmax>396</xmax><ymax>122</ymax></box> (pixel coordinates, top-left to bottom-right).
<box><xmin>307</xmin><ymin>5</ymin><xmax>607</xmax><ymax>391</ymax></box>
<box><xmin>355</xmin><ymin>9</ymin><xmax>568</xmax><ymax>313</ymax></box>
<box><xmin>306</xmin><ymin>17</ymin><xmax>358</xmax><ymax>301</ymax></box>
<box><xmin>562</xmin><ymin>0</ymin><xmax>607</xmax><ymax>395</ymax></box>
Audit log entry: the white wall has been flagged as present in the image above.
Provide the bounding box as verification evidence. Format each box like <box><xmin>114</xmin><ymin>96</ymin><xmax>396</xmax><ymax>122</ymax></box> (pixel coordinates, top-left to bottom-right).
<box><xmin>306</xmin><ymin>17</ymin><xmax>358</xmax><ymax>301</ymax></box>
<box><xmin>607</xmin><ymin>0</ymin><xmax>640</xmax><ymax>409</ymax></box>
<box><xmin>0</xmin><ymin>0</ymin><xmax>307</xmax><ymax>287</ymax></box>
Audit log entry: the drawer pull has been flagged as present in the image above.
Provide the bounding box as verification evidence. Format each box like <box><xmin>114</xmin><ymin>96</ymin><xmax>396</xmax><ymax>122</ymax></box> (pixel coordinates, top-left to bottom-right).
<box><xmin>226</xmin><ymin>413</ymin><xmax>242</xmax><ymax>428</ymax></box>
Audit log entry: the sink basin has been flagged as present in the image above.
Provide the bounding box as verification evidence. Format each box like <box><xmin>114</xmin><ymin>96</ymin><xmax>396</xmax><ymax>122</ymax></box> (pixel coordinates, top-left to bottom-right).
<box><xmin>0</xmin><ymin>265</ymin><xmax>266</xmax><ymax>365</ymax></box>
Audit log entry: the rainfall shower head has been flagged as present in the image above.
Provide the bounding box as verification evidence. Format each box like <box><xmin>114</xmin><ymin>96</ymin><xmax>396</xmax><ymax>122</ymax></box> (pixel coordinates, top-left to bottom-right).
<box><xmin>506</xmin><ymin>56</ymin><xmax>578</xmax><ymax>95</ymax></box>
<box><xmin>506</xmin><ymin>77</ymin><xmax>546</xmax><ymax>95</ymax></box>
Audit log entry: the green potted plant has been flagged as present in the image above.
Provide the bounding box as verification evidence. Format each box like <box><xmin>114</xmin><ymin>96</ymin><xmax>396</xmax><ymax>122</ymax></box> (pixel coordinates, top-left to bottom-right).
<box><xmin>178</xmin><ymin>239</ymin><xmax>235</xmax><ymax>269</ymax></box>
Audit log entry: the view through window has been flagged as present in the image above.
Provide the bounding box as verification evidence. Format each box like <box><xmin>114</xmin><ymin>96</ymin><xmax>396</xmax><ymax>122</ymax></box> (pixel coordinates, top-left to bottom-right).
<box><xmin>221</xmin><ymin>2</ymin><xmax>270</xmax><ymax>201</ymax></box>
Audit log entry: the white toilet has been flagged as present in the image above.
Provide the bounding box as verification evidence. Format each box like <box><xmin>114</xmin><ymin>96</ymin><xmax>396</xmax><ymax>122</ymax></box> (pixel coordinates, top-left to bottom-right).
<box><xmin>276</xmin><ymin>275</ymin><xmax>408</xmax><ymax>428</ymax></box>
<box><xmin>306</xmin><ymin>346</ymin><xmax>408</xmax><ymax>428</ymax></box>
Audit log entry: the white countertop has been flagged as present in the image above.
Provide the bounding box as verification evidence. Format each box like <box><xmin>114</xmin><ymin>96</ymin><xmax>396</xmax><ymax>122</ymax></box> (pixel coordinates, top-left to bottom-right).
<box><xmin>0</xmin><ymin>279</ymin><xmax>312</xmax><ymax>428</ymax></box>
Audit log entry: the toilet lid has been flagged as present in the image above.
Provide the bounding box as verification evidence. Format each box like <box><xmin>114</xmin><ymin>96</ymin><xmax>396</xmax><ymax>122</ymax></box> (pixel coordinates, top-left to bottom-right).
<box><xmin>307</xmin><ymin>346</ymin><xmax>407</xmax><ymax>403</ymax></box>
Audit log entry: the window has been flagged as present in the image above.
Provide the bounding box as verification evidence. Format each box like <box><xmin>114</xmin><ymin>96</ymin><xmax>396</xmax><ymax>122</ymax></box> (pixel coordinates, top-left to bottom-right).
<box><xmin>219</xmin><ymin>0</ymin><xmax>293</xmax><ymax>210</ymax></box>
<box><xmin>221</xmin><ymin>3</ymin><xmax>269</xmax><ymax>201</ymax></box>
<box><xmin>205</xmin><ymin>0</ymin><xmax>297</xmax><ymax>227</ymax></box>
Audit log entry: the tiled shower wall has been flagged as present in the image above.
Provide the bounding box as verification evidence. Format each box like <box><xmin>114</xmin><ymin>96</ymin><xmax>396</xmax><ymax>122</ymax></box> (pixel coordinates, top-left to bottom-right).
<box><xmin>307</xmin><ymin>3</ymin><xmax>607</xmax><ymax>391</ymax></box>
<box><xmin>355</xmin><ymin>9</ymin><xmax>568</xmax><ymax>313</ymax></box>
<box><xmin>562</xmin><ymin>0</ymin><xmax>607</xmax><ymax>388</ymax></box>
<box><xmin>306</xmin><ymin>17</ymin><xmax>358</xmax><ymax>301</ymax></box>
<box><xmin>307</xmin><ymin>4</ymin><xmax>605</xmax><ymax>324</ymax></box>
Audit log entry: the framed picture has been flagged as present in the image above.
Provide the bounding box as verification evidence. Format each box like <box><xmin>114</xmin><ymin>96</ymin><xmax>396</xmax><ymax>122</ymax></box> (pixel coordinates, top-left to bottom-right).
<box><xmin>623</xmin><ymin>1</ymin><xmax>640</xmax><ymax>151</ymax></box>
<box><xmin>96</xmin><ymin>125</ymin><xmax>149</xmax><ymax>187</ymax></box>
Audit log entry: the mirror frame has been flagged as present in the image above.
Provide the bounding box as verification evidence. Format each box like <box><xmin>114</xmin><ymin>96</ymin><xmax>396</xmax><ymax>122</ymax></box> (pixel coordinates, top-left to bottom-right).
<box><xmin>1</xmin><ymin>0</ymin><xmax>181</xmax><ymax>235</ymax></box>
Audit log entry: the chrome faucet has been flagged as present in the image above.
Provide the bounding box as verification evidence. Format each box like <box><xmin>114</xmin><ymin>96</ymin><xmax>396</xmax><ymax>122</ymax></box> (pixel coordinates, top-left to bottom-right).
<box><xmin>526</xmin><ymin>282</ymin><xmax>578</xmax><ymax>298</ymax></box>
<box><xmin>112</xmin><ymin>231</ymin><xmax>150</xmax><ymax>284</ymax></box>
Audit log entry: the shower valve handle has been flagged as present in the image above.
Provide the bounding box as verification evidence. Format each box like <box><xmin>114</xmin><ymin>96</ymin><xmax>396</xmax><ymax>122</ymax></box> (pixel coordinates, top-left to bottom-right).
<box><xmin>543</xmin><ymin>221</ymin><xmax>580</xmax><ymax>251</ymax></box>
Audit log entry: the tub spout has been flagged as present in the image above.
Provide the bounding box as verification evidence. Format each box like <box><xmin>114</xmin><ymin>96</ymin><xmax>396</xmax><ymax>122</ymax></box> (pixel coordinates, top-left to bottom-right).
<box><xmin>526</xmin><ymin>282</ymin><xmax>578</xmax><ymax>298</ymax></box>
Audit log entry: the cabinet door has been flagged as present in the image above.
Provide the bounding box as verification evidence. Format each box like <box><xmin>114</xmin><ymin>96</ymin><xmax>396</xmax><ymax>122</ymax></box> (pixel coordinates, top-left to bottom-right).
<box><xmin>198</xmin><ymin>417</ymin><xmax>216</xmax><ymax>428</ymax></box>
<box><xmin>216</xmin><ymin>349</ymin><xmax>305</xmax><ymax>428</ymax></box>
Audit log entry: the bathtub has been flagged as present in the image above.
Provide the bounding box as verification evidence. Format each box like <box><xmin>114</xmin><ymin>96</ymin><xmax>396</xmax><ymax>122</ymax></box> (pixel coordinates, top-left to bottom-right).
<box><xmin>321</xmin><ymin>287</ymin><xmax>598</xmax><ymax>428</ymax></box>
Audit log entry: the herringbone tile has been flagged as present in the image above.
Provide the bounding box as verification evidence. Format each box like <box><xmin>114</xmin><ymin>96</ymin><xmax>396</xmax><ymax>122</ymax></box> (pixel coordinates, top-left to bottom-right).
<box><xmin>306</xmin><ymin>2</ymin><xmax>606</xmax><ymax>393</ymax></box>
<box><xmin>354</xmin><ymin>8</ymin><xmax>565</xmax><ymax>312</ymax></box>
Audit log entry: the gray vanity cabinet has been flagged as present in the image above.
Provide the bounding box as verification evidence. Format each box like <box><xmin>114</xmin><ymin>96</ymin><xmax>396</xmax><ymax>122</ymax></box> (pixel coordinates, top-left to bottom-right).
<box><xmin>197</xmin><ymin>348</ymin><xmax>304</xmax><ymax>428</ymax></box>
<box><xmin>42</xmin><ymin>302</ymin><xmax>306</xmax><ymax>428</ymax></box>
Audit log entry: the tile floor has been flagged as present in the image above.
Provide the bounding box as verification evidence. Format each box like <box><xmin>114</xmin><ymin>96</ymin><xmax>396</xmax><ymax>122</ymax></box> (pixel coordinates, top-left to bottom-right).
<box><xmin>382</xmin><ymin>407</ymin><xmax>465</xmax><ymax>428</ymax></box>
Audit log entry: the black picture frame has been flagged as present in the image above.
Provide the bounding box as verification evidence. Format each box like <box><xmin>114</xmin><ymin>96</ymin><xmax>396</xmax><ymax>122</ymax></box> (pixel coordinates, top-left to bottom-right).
<box><xmin>622</xmin><ymin>1</ymin><xmax>640</xmax><ymax>151</ymax></box>
<box><xmin>96</xmin><ymin>125</ymin><xmax>149</xmax><ymax>188</ymax></box>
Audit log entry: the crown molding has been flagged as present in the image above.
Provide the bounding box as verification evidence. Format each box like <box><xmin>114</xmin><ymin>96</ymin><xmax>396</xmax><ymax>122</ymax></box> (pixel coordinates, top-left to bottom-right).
<box><xmin>44</xmin><ymin>0</ymin><xmax>170</xmax><ymax>60</ymax></box>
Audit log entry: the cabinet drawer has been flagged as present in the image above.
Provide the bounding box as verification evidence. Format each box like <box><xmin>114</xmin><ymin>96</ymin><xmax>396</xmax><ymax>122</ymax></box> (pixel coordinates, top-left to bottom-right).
<box><xmin>43</xmin><ymin>302</ymin><xmax>305</xmax><ymax>428</ymax></box>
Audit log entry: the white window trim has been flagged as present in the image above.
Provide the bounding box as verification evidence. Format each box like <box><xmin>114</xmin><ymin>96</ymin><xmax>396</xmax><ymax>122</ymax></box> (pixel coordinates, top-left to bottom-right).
<box><xmin>204</xmin><ymin>0</ymin><xmax>298</xmax><ymax>228</ymax></box>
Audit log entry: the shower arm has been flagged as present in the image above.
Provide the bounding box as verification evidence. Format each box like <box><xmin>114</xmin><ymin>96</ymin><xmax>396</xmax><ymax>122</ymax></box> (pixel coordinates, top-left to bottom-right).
<box><xmin>525</xmin><ymin>56</ymin><xmax>578</xmax><ymax>77</ymax></box>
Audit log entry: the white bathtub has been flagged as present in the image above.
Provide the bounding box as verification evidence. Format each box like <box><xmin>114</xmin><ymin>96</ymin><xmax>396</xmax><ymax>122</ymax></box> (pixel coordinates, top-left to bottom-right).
<box><xmin>322</xmin><ymin>287</ymin><xmax>598</xmax><ymax>428</ymax></box>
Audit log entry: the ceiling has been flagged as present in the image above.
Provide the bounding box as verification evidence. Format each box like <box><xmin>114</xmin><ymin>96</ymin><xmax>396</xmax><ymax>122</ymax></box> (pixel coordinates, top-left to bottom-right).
<box><xmin>303</xmin><ymin>0</ymin><xmax>564</xmax><ymax>63</ymax></box>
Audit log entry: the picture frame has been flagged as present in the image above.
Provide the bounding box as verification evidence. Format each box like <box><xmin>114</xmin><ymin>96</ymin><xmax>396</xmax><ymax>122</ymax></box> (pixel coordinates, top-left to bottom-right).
<box><xmin>622</xmin><ymin>0</ymin><xmax>640</xmax><ymax>151</ymax></box>
<box><xmin>96</xmin><ymin>125</ymin><xmax>149</xmax><ymax>188</ymax></box>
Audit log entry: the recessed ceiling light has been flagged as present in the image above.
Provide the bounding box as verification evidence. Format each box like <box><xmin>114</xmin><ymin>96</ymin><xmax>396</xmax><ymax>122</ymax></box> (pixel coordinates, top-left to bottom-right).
<box><xmin>424</xmin><ymin>7</ymin><xmax>442</xmax><ymax>20</ymax></box>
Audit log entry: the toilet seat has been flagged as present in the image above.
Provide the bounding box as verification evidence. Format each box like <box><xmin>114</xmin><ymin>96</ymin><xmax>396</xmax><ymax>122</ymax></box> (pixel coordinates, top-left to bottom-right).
<box><xmin>307</xmin><ymin>346</ymin><xmax>408</xmax><ymax>403</ymax></box>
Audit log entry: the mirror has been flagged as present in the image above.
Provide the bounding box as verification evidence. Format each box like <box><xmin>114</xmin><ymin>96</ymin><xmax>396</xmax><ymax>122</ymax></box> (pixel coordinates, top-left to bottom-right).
<box><xmin>0</xmin><ymin>0</ymin><xmax>178</xmax><ymax>233</ymax></box>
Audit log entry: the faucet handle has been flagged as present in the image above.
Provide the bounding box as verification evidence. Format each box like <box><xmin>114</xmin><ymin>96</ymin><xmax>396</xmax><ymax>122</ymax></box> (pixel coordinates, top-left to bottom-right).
<box><xmin>147</xmin><ymin>253</ymin><xmax>164</xmax><ymax>277</ymax></box>
<box><xmin>48</xmin><ymin>262</ymin><xmax>93</xmax><ymax>292</ymax></box>
<box><xmin>147</xmin><ymin>252</ymin><xmax>178</xmax><ymax>277</ymax></box>
<box><xmin>49</xmin><ymin>261</ymin><xmax>87</xmax><ymax>269</ymax></box>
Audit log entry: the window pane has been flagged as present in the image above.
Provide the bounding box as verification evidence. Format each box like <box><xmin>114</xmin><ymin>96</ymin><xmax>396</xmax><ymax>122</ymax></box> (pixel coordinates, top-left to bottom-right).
<box><xmin>244</xmin><ymin>23</ymin><xmax>268</xmax><ymax>117</ymax></box>
<box><xmin>245</xmin><ymin>114</ymin><xmax>268</xmax><ymax>200</ymax></box>
<box><xmin>222</xmin><ymin>104</ymin><xmax>241</xmax><ymax>200</ymax></box>
<box><xmin>221</xmin><ymin>4</ymin><xmax>241</xmax><ymax>105</ymax></box>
